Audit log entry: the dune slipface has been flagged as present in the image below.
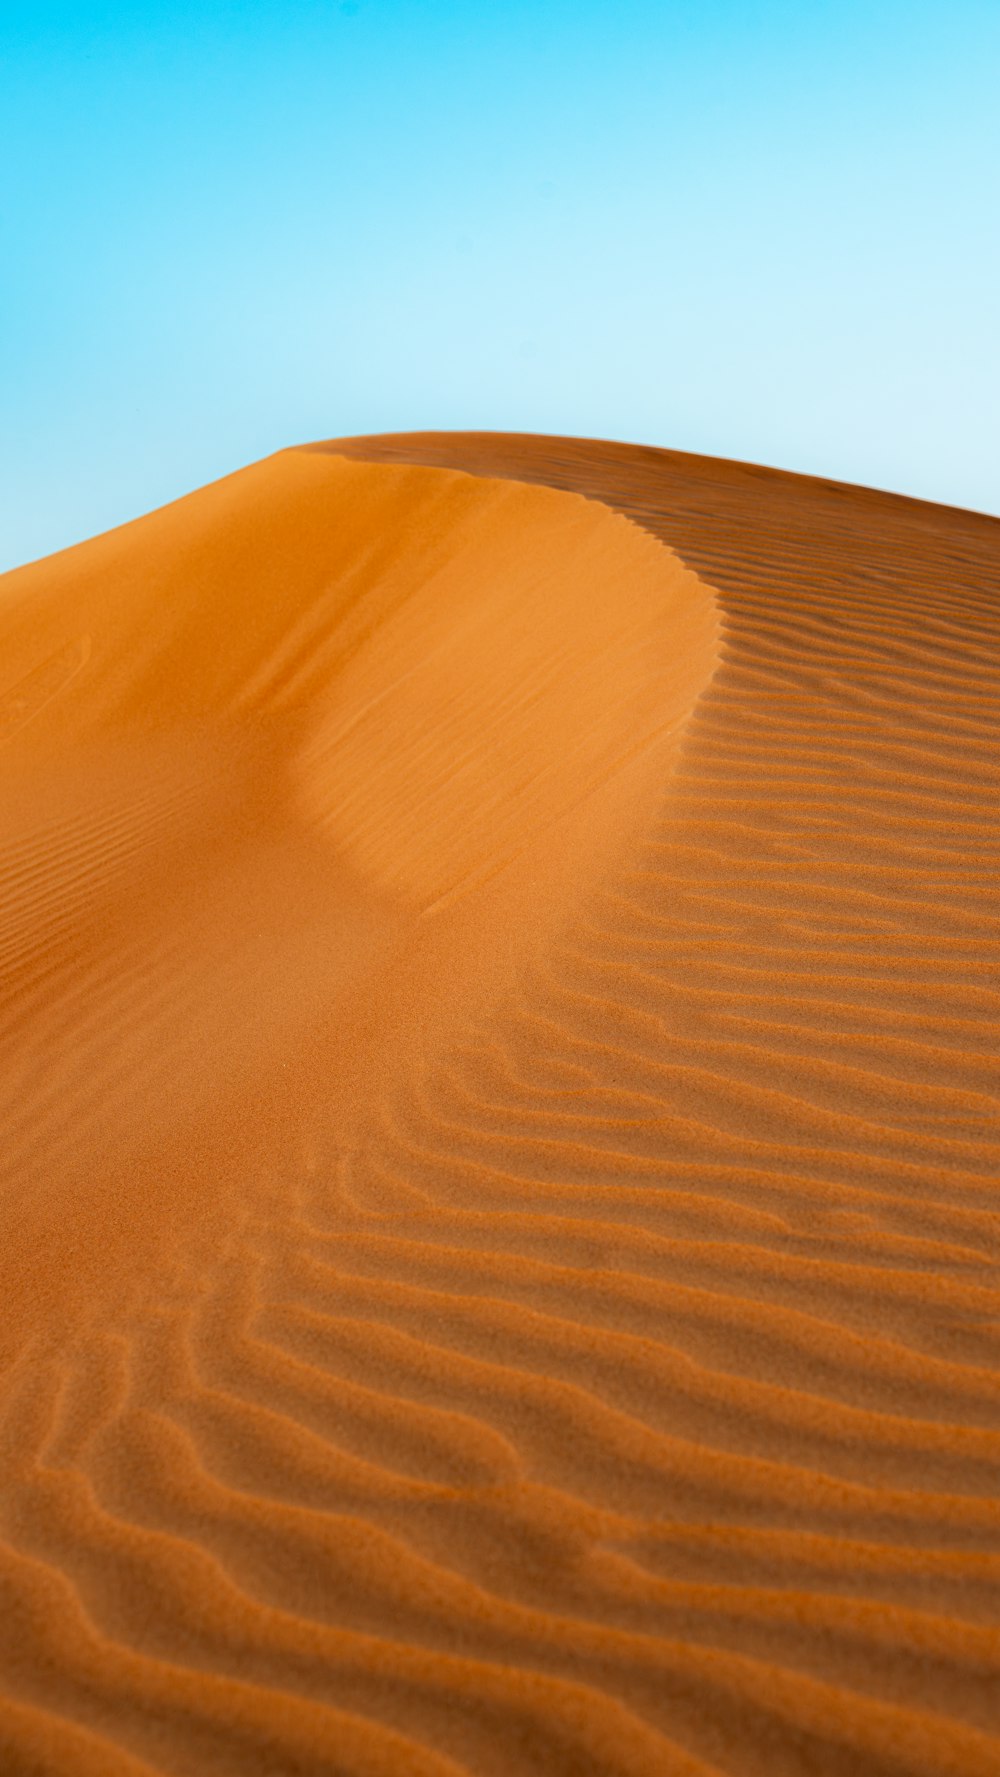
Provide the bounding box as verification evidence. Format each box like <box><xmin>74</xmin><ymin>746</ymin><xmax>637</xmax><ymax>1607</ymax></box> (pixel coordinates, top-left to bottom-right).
<box><xmin>0</xmin><ymin>434</ymin><xmax>997</xmax><ymax>1776</ymax></box>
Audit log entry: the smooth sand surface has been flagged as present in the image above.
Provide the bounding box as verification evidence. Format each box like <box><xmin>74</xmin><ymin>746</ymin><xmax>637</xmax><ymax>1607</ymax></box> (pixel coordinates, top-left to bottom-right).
<box><xmin>0</xmin><ymin>433</ymin><xmax>997</xmax><ymax>1775</ymax></box>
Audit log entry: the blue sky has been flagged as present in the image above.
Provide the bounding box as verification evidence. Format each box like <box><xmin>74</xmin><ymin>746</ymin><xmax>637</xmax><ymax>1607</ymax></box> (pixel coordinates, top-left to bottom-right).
<box><xmin>3</xmin><ymin>0</ymin><xmax>999</xmax><ymax>569</ymax></box>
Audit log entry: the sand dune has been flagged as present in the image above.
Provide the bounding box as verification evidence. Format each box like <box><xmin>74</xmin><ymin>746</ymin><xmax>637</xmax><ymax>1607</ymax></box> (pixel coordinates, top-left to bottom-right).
<box><xmin>0</xmin><ymin>433</ymin><xmax>997</xmax><ymax>1775</ymax></box>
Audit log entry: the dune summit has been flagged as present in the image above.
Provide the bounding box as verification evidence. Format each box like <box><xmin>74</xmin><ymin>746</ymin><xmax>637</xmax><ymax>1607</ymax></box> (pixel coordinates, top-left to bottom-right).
<box><xmin>0</xmin><ymin>433</ymin><xmax>998</xmax><ymax>1775</ymax></box>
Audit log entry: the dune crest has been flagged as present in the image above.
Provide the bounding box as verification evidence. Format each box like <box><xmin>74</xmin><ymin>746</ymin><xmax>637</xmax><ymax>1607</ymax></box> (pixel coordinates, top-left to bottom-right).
<box><xmin>1</xmin><ymin>434</ymin><xmax>998</xmax><ymax>1776</ymax></box>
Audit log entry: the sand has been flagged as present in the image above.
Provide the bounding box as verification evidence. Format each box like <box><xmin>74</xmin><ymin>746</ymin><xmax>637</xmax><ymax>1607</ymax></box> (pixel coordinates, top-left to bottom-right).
<box><xmin>0</xmin><ymin>432</ymin><xmax>997</xmax><ymax>1775</ymax></box>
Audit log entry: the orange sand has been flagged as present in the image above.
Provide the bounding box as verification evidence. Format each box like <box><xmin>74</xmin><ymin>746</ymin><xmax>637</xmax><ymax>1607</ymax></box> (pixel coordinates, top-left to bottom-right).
<box><xmin>0</xmin><ymin>433</ymin><xmax>997</xmax><ymax>1775</ymax></box>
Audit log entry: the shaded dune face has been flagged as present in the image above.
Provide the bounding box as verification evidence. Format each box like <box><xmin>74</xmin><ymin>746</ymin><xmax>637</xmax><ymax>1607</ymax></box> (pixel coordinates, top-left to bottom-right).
<box><xmin>0</xmin><ymin>451</ymin><xmax>716</xmax><ymax>1341</ymax></box>
<box><xmin>0</xmin><ymin>434</ymin><xmax>998</xmax><ymax>1777</ymax></box>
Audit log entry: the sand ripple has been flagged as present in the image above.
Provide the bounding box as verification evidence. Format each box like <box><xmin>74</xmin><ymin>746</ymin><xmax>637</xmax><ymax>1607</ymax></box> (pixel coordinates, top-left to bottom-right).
<box><xmin>0</xmin><ymin>435</ymin><xmax>997</xmax><ymax>1774</ymax></box>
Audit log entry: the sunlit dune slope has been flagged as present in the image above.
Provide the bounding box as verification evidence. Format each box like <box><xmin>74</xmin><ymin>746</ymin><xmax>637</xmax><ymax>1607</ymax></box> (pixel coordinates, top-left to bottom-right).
<box><xmin>0</xmin><ymin>432</ymin><xmax>998</xmax><ymax>1777</ymax></box>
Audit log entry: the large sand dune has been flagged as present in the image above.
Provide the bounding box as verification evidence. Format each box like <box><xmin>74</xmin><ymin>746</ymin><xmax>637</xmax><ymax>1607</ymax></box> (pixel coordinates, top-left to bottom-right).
<box><xmin>0</xmin><ymin>433</ymin><xmax>997</xmax><ymax>1775</ymax></box>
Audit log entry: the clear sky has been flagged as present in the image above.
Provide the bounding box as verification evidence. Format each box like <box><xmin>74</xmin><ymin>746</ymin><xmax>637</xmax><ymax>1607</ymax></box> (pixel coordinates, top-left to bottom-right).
<box><xmin>3</xmin><ymin>0</ymin><xmax>999</xmax><ymax>570</ymax></box>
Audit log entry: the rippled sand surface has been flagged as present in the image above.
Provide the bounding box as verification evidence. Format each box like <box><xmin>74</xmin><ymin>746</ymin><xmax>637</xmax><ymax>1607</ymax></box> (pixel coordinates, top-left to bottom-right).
<box><xmin>0</xmin><ymin>433</ymin><xmax>997</xmax><ymax>1775</ymax></box>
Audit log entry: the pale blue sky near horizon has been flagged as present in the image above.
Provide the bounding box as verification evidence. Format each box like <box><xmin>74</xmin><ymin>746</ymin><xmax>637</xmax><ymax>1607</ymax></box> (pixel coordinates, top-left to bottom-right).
<box><xmin>2</xmin><ymin>0</ymin><xmax>998</xmax><ymax>572</ymax></box>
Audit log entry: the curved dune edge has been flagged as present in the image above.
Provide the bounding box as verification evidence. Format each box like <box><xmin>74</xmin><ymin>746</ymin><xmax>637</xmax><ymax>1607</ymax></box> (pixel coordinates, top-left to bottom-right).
<box><xmin>1</xmin><ymin>432</ymin><xmax>998</xmax><ymax>1777</ymax></box>
<box><xmin>0</xmin><ymin>449</ymin><xmax>718</xmax><ymax>1351</ymax></box>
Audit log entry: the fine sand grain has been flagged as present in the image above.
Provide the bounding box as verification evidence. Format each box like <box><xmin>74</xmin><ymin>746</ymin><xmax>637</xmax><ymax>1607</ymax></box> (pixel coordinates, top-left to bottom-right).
<box><xmin>0</xmin><ymin>433</ymin><xmax>997</xmax><ymax>1775</ymax></box>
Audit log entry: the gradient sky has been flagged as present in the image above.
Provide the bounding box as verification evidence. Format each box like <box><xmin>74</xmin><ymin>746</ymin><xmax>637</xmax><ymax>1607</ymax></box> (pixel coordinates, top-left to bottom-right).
<box><xmin>3</xmin><ymin>0</ymin><xmax>999</xmax><ymax>570</ymax></box>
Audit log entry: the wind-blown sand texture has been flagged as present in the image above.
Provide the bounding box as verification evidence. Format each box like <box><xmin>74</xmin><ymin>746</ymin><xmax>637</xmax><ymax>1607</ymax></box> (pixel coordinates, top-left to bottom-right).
<box><xmin>0</xmin><ymin>431</ymin><xmax>998</xmax><ymax>1776</ymax></box>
